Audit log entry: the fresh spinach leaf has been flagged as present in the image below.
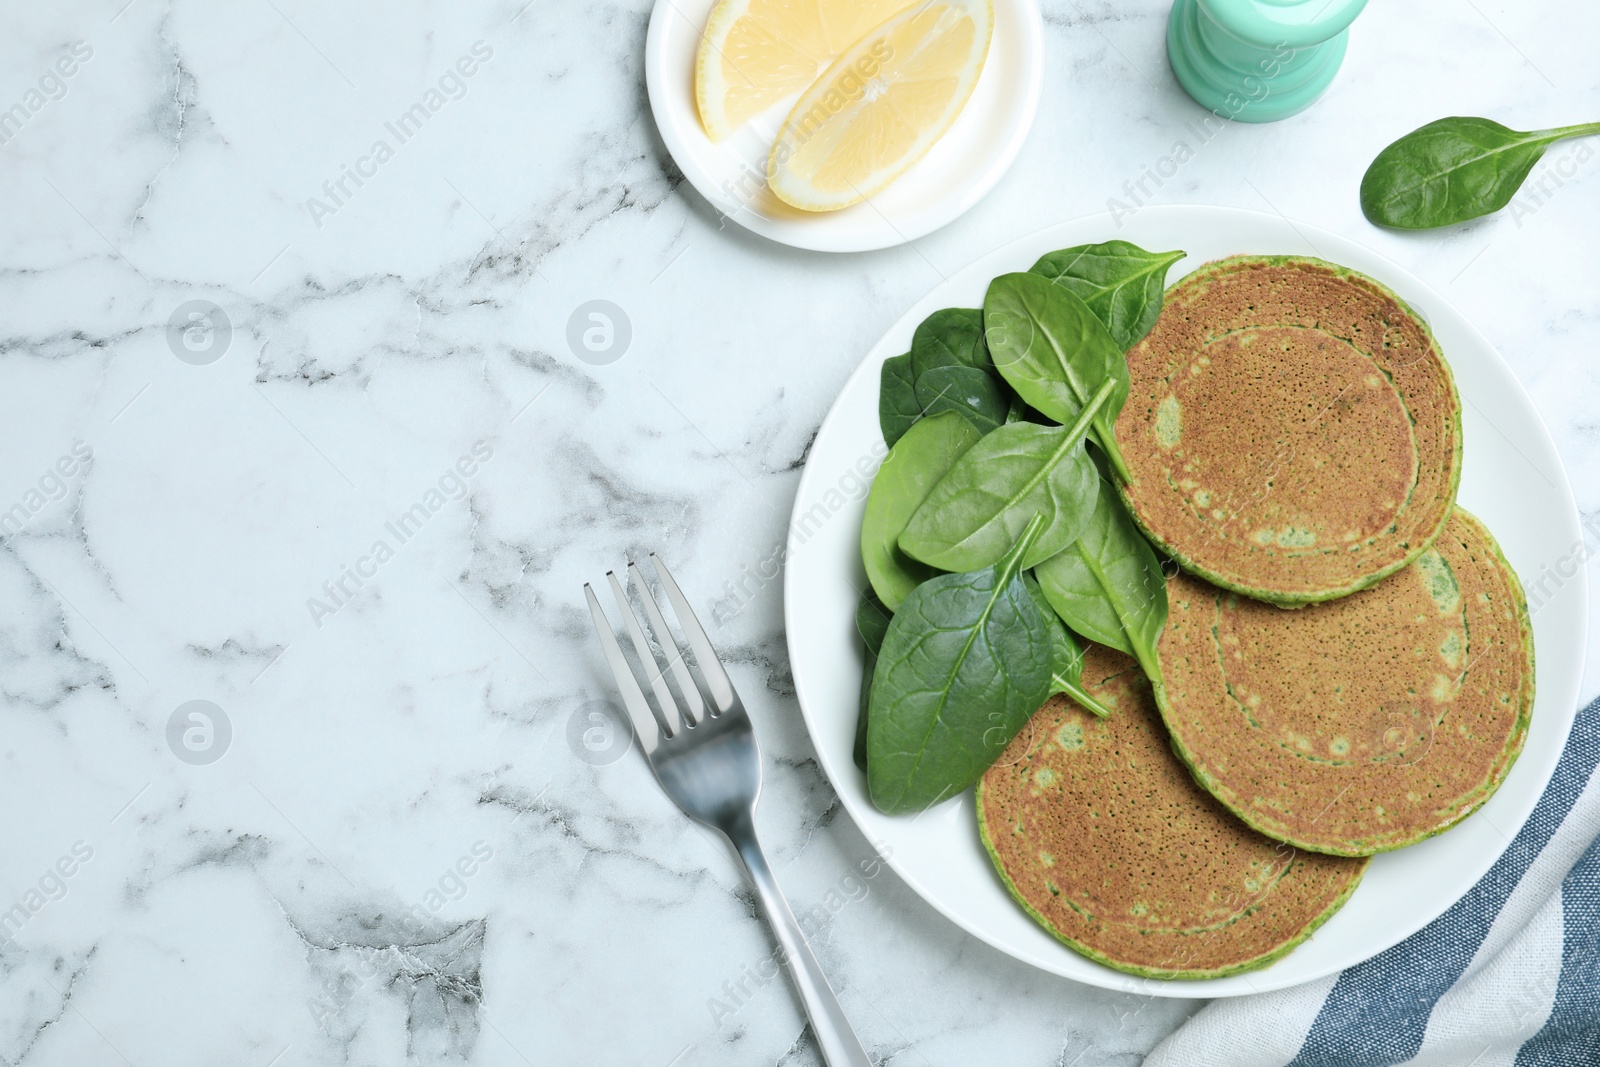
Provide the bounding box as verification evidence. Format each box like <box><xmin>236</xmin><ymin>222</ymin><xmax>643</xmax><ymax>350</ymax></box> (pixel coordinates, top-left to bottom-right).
<box><xmin>879</xmin><ymin>352</ymin><xmax>921</xmax><ymax>447</ymax></box>
<box><xmin>854</xmin><ymin>590</ymin><xmax>891</xmax><ymax>771</ymax></box>
<box><xmin>909</xmin><ymin>308</ymin><xmax>1009</xmax><ymax>436</ymax></box>
<box><xmin>856</xmin><ymin>587</ymin><xmax>892</xmax><ymax>655</ymax></box>
<box><xmin>878</xmin><ymin>309</ymin><xmax>1009</xmax><ymax>445</ymax></box>
<box><xmin>913</xmin><ymin>307</ymin><xmax>988</xmax><ymax>370</ymax></box>
<box><xmin>899</xmin><ymin>378</ymin><xmax>1115</xmax><ymax>573</ymax></box>
<box><xmin>1029</xmin><ymin>241</ymin><xmax>1185</xmax><ymax>351</ymax></box>
<box><xmin>861</xmin><ymin>412</ymin><xmax>982</xmax><ymax>610</ymax></box>
<box><xmin>1033</xmin><ymin>474</ymin><xmax>1168</xmax><ymax>684</ymax></box>
<box><xmin>1004</xmin><ymin>390</ymin><xmax>1030</xmax><ymax>424</ymax></box>
<box><xmin>983</xmin><ymin>272</ymin><xmax>1134</xmax><ymax>483</ymax></box>
<box><xmin>867</xmin><ymin>517</ymin><xmax>1053</xmax><ymax>814</ymax></box>
<box><xmin>1023</xmin><ymin>573</ymin><xmax>1112</xmax><ymax>719</ymax></box>
<box><xmin>1361</xmin><ymin>116</ymin><xmax>1600</xmax><ymax>229</ymax></box>
<box><xmin>855</xmin><ymin>648</ymin><xmax>876</xmax><ymax>772</ymax></box>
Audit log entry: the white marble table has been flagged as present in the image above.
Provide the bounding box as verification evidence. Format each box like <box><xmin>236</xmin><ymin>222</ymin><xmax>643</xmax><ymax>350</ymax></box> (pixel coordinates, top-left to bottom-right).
<box><xmin>2</xmin><ymin>2</ymin><xmax>1596</xmax><ymax>1064</ymax></box>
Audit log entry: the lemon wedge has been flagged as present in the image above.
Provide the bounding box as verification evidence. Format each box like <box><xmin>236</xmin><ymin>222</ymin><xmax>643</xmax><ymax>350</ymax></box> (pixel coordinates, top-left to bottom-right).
<box><xmin>695</xmin><ymin>0</ymin><xmax>917</xmax><ymax>142</ymax></box>
<box><xmin>766</xmin><ymin>0</ymin><xmax>993</xmax><ymax>212</ymax></box>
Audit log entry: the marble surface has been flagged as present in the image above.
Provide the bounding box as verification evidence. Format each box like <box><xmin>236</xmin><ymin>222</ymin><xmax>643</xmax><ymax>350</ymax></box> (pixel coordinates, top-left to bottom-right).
<box><xmin>1</xmin><ymin>2</ymin><xmax>1597</xmax><ymax>1065</ymax></box>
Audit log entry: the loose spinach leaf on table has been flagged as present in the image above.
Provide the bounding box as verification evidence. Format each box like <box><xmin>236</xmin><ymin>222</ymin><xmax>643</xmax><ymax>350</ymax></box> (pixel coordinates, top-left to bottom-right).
<box><xmin>854</xmin><ymin>589</ymin><xmax>892</xmax><ymax>771</ymax></box>
<box><xmin>867</xmin><ymin>517</ymin><xmax>1054</xmax><ymax>814</ymax></box>
<box><xmin>879</xmin><ymin>353</ymin><xmax>923</xmax><ymax>447</ymax></box>
<box><xmin>984</xmin><ymin>273</ymin><xmax>1135</xmax><ymax>484</ymax></box>
<box><xmin>1029</xmin><ymin>240</ymin><xmax>1185</xmax><ymax>351</ymax></box>
<box><xmin>1033</xmin><ymin>473</ymin><xmax>1168</xmax><ymax>684</ymax></box>
<box><xmin>861</xmin><ymin>412</ymin><xmax>982</xmax><ymax>610</ymax></box>
<box><xmin>898</xmin><ymin>378</ymin><xmax>1115</xmax><ymax>574</ymax></box>
<box><xmin>1022</xmin><ymin>574</ymin><xmax>1113</xmax><ymax>719</ymax></box>
<box><xmin>1361</xmin><ymin>116</ymin><xmax>1600</xmax><ymax>229</ymax></box>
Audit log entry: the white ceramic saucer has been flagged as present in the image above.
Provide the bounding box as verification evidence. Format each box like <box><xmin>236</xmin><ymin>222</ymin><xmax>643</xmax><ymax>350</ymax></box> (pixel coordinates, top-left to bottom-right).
<box><xmin>643</xmin><ymin>0</ymin><xmax>1043</xmax><ymax>253</ymax></box>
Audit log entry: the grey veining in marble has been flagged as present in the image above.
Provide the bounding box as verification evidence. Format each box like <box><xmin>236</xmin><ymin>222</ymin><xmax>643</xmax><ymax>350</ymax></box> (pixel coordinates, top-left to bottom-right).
<box><xmin>1</xmin><ymin>1</ymin><xmax>1596</xmax><ymax>1065</ymax></box>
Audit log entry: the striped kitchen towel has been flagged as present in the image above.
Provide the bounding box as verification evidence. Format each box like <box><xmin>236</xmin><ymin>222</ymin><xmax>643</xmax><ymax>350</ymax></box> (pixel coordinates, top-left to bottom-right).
<box><xmin>1146</xmin><ymin>695</ymin><xmax>1600</xmax><ymax>1067</ymax></box>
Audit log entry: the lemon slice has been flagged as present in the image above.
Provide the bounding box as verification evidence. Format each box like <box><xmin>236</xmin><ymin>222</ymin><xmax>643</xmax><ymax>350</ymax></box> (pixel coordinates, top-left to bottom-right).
<box><xmin>766</xmin><ymin>0</ymin><xmax>993</xmax><ymax>212</ymax></box>
<box><xmin>695</xmin><ymin>0</ymin><xmax>916</xmax><ymax>142</ymax></box>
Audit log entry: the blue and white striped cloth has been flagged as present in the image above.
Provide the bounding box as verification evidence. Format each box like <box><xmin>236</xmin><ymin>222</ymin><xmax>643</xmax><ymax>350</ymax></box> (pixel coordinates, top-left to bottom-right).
<box><xmin>1147</xmin><ymin>696</ymin><xmax>1600</xmax><ymax>1067</ymax></box>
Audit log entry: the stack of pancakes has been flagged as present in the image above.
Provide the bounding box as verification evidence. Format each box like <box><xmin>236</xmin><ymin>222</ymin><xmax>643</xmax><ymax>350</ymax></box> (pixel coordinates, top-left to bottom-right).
<box><xmin>979</xmin><ymin>256</ymin><xmax>1535</xmax><ymax>978</ymax></box>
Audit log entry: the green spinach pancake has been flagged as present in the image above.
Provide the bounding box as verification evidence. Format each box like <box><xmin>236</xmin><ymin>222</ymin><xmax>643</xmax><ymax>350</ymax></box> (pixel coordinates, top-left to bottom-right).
<box><xmin>1156</xmin><ymin>508</ymin><xmax>1534</xmax><ymax>856</ymax></box>
<box><xmin>1116</xmin><ymin>254</ymin><xmax>1462</xmax><ymax>605</ymax></box>
<box><xmin>977</xmin><ymin>646</ymin><xmax>1368</xmax><ymax>979</ymax></box>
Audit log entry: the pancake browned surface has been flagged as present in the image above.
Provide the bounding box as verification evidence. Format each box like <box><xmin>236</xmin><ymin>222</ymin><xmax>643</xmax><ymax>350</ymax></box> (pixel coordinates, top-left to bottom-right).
<box><xmin>977</xmin><ymin>646</ymin><xmax>1368</xmax><ymax>979</ymax></box>
<box><xmin>1116</xmin><ymin>255</ymin><xmax>1462</xmax><ymax>606</ymax></box>
<box><xmin>1157</xmin><ymin>508</ymin><xmax>1534</xmax><ymax>856</ymax></box>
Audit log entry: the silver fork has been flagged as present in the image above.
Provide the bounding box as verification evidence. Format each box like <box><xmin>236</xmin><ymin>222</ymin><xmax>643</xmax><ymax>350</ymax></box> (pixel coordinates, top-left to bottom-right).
<box><xmin>584</xmin><ymin>554</ymin><xmax>873</xmax><ymax>1067</ymax></box>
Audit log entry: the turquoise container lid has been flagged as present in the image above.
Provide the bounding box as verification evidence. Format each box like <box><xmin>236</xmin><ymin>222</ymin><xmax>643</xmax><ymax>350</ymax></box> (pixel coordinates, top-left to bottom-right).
<box><xmin>1167</xmin><ymin>0</ymin><xmax>1368</xmax><ymax>123</ymax></box>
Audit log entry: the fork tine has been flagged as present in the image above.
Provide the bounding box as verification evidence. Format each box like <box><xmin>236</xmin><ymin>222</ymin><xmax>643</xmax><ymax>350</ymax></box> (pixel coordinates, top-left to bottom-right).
<box><xmin>607</xmin><ymin>570</ymin><xmax>684</xmax><ymax>735</ymax></box>
<box><xmin>649</xmin><ymin>554</ymin><xmax>736</xmax><ymax>712</ymax></box>
<box><xmin>583</xmin><ymin>583</ymin><xmax>661</xmax><ymax>752</ymax></box>
<box><xmin>628</xmin><ymin>562</ymin><xmax>707</xmax><ymax>726</ymax></box>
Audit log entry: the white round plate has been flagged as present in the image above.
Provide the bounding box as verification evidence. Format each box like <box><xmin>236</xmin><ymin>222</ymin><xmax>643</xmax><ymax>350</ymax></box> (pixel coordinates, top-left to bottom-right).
<box><xmin>783</xmin><ymin>204</ymin><xmax>1588</xmax><ymax>996</ymax></box>
<box><xmin>643</xmin><ymin>0</ymin><xmax>1043</xmax><ymax>253</ymax></box>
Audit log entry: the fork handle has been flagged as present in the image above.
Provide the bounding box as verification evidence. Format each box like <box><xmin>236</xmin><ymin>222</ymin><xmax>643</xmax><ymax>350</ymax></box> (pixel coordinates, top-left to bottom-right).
<box><xmin>724</xmin><ymin>813</ymin><xmax>874</xmax><ymax>1067</ymax></box>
